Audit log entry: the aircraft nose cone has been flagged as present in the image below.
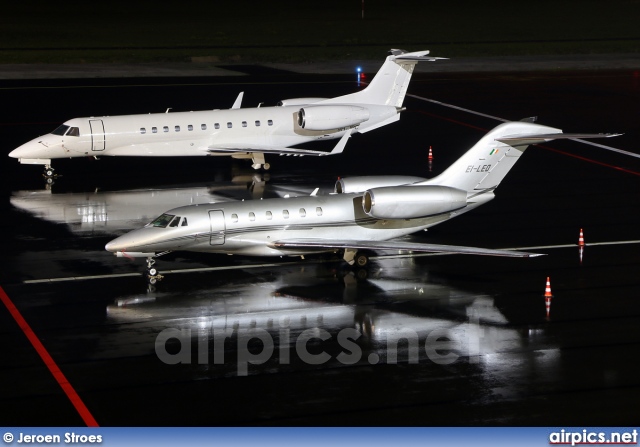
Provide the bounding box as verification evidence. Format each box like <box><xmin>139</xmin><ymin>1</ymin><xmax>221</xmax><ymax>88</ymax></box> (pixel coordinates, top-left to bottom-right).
<box><xmin>9</xmin><ymin>143</ymin><xmax>30</xmax><ymax>158</ymax></box>
<box><xmin>105</xmin><ymin>234</ymin><xmax>133</xmax><ymax>252</ymax></box>
<box><xmin>9</xmin><ymin>139</ymin><xmax>46</xmax><ymax>159</ymax></box>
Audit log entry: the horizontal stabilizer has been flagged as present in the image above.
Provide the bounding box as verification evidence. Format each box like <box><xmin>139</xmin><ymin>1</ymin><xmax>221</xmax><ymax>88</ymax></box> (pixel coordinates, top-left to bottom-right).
<box><xmin>270</xmin><ymin>238</ymin><xmax>544</xmax><ymax>258</ymax></box>
<box><xmin>497</xmin><ymin>132</ymin><xmax>621</xmax><ymax>146</ymax></box>
<box><xmin>390</xmin><ymin>49</ymin><xmax>448</xmax><ymax>62</ymax></box>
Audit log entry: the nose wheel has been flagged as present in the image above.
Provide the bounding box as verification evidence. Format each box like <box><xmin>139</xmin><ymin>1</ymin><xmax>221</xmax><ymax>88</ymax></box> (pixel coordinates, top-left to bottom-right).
<box><xmin>146</xmin><ymin>257</ymin><xmax>164</xmax><ymax>284</ymax></box>
<box><xmin>43</xmin><ymin>165</ymin><xmax>58</xmax><ymax>184</ymax></box>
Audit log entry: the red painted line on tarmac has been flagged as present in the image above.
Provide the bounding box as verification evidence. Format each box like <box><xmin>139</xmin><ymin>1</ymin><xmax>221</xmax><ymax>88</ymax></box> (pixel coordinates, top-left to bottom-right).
<box><xmin>416</xmin><ymin>110</ymin><xmax>640</xmax><ymax>177</ymax></box>
<box><xmin>416</xmin><ymin>110</ymin><xmax>488</xmax><ymax>132</ymax></box>
<box><xmin>0</xmin><ymin>285</ymin><xmax>99</xmax><ymax>427</ymax></box>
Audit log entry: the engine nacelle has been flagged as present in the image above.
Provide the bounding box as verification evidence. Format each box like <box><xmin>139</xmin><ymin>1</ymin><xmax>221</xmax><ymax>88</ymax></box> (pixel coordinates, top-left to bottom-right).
<box><xmin>335</xmin><ymin>176</ymin><xmax>428</xmax><ymax>194</ymax></box>
<box><xmin>277</xmin><ymin>98</ymin><xmax>327</xmax><ymax>107</ymax></box>
<box><xmin>298</xmin><ymin>105</ymin><xmax>370</xmax><ymax>131</ymax></box>
<box><xmin>363</xmin><ymin>185</ymin><xmax>468</xmax><ymax>219</ymax></box>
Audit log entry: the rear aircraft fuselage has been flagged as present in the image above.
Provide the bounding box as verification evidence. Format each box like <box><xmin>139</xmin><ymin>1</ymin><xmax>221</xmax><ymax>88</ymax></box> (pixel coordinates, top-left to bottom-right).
<box><xmin>10</xmin><ymin>105</ymin><xmax>384</xmax><ymax>160</ymax></box>
<box><xmin>10</xmin><ymin>49</ymin><xmax>442</xmax><ymax>173</ymax></box>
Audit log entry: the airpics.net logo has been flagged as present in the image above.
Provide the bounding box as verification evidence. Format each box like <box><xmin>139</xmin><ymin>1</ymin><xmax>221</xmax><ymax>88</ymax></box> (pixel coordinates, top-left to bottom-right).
<box><xmin>154</xmin><ymin>316</ymin><xmax>488</xmax><ymax>376</ymax></box>
<box><xmin>549</xmin><ymin>429</ymin><xmax>638</xmax><ymax>446</ymax></box>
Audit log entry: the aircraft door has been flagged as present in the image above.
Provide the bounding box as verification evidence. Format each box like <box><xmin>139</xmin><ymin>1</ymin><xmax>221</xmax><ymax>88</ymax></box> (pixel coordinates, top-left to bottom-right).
<box><xmin>208</xmin><ymin>210</ymin><xmax>226</xmax><ymax>245</ymax></box>
<box><xmin>89</xmin><ymin>119</ymin><xmax>105</xmax><ymax>151</ymax></box>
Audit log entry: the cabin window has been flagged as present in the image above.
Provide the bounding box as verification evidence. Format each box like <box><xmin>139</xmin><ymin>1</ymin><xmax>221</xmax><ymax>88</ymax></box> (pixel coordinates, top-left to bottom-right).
<box><xmin>152</xmin><ymin>127</ymin><xmax>158</xmax><ymax>134</ymax></box>
<box><xmin>51</xmin><ymin>124</ymin><xmax>70</xmax><ymax>136</ymax></box>
<box><xmin>242</xmin><ymin>121</ymin><xmax>247</xmax><ymax>128</ymax></box>
<box><xmin>188</xmin><ymin>124</ymin><xmax>193</xmax><ymax>131</ymax></box>
<box><xmin>201</xmin><ymin>124</ymin><xmax>207</xmax><ymax>130</ymax></box>
<box><xmin>181</xmin><ymin>217</ymin><xmax>188</xmax><ymax>226</ymax></box>
<box><xmin>268</xmin><ymin>120</ymin><xmax>273</xmax><ymax>126</ymax></box>
<box><xmin>169</xmin><ymin>216</ymin><xmax>181</xmax><ymax>227</ymax></box>
<box><xmin>283</xmin><ymin>210</ymin><xmax>289</xmax><ymax>219</ymax></box>
<box><xmin>255</xmin><ymin>120</ymin><xmax>261</xmax><ymax>127</ymax></box>
<box><xmin>299</xmin><ymin>208</ymin><xmax>306</xmax><ymax>217</ymax></box>
<box><xmin>316</xmin><ymin>207</ymin><xmax>323</xmax><ymax>216</ymax></box>
<box><xmin>163</xmin><ymin>126</ymin><xmax>169</xmax><ymax>132</ymax></box>
<box><xmin>67</xmin><ymin>127</ymin><xmax>80</xmax><ymax>137</ymax></box>
<box><xmin>150</xmin><ymin>213</ymin><xmax>175</xmax><ymax>228</ymax></box>
<box><xmin>231</xmin><ymin>213</ymin><xmax>238</xmax><ymax>223</ymax></box>
<box><xmin>249</xmin><ymin>212</ymin><xmax>255</xmax><ymax>221</ymax></box>
<box><xmin>175</xmin><ymin>125</ymin><xmax>181</xmax><ymax>132</ymax></box>
<box><xmin>214</xmin><ymin>123</ymin><xmax>220</xmax><ymax>129</ymax></box>
<box><xmin>266</xmin><ymin>211</ymin><xmax>272</xmax><ymax>220</ymax></box>
<box><xmin>140</xmin><ymin>128</ymin><xmax>146</xmax><ymax>134</ymax></box>
<box><xmin>227</xmin><ymin>122</ymin><xmax>232</xmax><ymax>129</ymax></box>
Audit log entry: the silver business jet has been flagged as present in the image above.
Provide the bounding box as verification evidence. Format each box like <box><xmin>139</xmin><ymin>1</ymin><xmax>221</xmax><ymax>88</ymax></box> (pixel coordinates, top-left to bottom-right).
<box><xmin>105</xmin><ymin>121</ymin><xmax>618</xmax><ymax>282</ymax></box>
<box><xmin>9</xmin><ymin>49</ymin><xmax>444</xmax><ymax>180</ymax></box>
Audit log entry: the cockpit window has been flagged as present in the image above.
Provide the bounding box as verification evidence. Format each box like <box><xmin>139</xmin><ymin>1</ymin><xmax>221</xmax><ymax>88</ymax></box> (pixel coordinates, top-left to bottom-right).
<box><xmin>51</xmin><ymin>124</ymin><xmax>70</xmax><ymax>136</ymax></box>
<box><xmin>67</xmin><ymin>127</ymin><xmax>80</xmax><ymax>137</ymax></box>
<box><xmin>168</xmin><ymin>216</ymin><xmax>181</xmax><ymax>227</ymax></box>
<box><xmin>150</xmin><ymin>213</ymin><xmax>176</xmax><ymax>228</ymax></box>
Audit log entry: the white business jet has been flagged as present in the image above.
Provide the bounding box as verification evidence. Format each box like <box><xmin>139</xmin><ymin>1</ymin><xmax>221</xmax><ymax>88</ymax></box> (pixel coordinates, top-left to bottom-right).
<box><xmin>105</xmin><ymin>121</ymin><xmax>618</xmax><ymax>282</ymax></box>
<box><xmin>8</xmin><ymin>49</ymin><xmax>444</xmax><ymax>180</ymax></box>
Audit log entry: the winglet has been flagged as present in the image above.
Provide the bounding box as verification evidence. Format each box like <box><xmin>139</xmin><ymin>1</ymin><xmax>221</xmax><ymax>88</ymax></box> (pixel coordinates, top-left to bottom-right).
<box><xmin>231</xmin><ymin>92</ymin><xmax>244</xmax><ymax>109</ymax></box>
<box><xmin>329</xmin><ymin>129</ymin><xmax>352</xmax><ymax>155</ymax></box>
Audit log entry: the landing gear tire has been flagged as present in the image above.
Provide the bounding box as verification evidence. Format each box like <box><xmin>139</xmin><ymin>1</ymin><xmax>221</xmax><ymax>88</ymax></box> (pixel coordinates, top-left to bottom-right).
<box><xmin>263</xmin><ymin>163</ymin><xmax>271</xmax><ymax>171</ymax></box>
<box><xmin>145</xmin><ymin>257</ymin><xmax>163</xmax><ymax>284</ymax></box>
<box><xmin>355</xmin><ymin>253</ymin><xmax>369</xmax><ymax>268</ymax></box>
<box><xmin>43</xmin><ymin>165</ymin><xmax>56</xmax><ymax>185</ymax></box>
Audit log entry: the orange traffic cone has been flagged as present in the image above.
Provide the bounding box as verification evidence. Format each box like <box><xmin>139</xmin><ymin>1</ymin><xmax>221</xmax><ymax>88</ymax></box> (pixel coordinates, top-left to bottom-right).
<box><xmin>578</xmin><ymin>229</ymin><xmax>585</xmax><ymax>246</ymax></box>
<box><xmin>544</xmin><ymin>277</ymin><xmax>553</xmax><ymax>319</ymax></box>
<box><xmin>428</xmin><ymin>146</ymin><xmax>433</xmax><ymax>161</ymax></box>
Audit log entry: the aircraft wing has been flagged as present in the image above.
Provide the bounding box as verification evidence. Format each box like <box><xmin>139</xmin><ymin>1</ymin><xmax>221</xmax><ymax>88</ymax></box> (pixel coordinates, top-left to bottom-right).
<box><xmin>207</xmin><ymin>129</ymin><xmax>352</xmax><ymax>156</ymax></box>
<box><xmin>269</xmin><ymin>238</ymin><xmax>544</xmax><ymax>258</ymax></box>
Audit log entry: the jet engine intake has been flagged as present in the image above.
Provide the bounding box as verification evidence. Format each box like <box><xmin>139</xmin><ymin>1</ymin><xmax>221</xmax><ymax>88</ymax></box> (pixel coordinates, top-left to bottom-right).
<box><xmin>335</xmin><ymin>176</ymin><xmax>428</xmax><ymax>194</ymax></box>
<box><xmin>363</xmin><ymin>185</ymin><xmax>467</xmax><ymax>219</ymax></box>
<box><xmin>298</xmin><ymin>105</ymin><xmax>370</xmax><ymax>131</ymax></box>
<box><xmin>277</xmin><ymin>98</ymin><xmax>327</xmax><ymax>107</ymax></box>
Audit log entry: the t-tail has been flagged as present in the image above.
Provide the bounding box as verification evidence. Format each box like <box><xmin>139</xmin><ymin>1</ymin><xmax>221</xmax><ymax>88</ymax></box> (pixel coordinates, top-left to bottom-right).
<box><xmin>322</xmin><ymin>49</ymin><xmax>446</xmax><ymax>108</ymax></box>
<box><xmin>422</xmin><ymin>121</ymin><xmax>620</xmax><ymax>197</ymax></box>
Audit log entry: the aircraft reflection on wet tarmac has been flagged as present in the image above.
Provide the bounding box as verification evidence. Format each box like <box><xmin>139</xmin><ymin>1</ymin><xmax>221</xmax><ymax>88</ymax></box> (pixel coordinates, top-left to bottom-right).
<box><xmin>104</xmin><ymin>258</ymin><xmax>559</xmax><ymax>379</ymax></box>
<box><xmin>10</xmin><ymin>171</ymin><xmax>321</xmax><ymax>235</ymax></box>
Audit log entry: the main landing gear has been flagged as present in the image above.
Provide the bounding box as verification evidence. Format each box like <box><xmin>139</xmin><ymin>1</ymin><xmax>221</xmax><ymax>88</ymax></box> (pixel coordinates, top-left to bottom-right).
<box><xmin>146</xmin><ymin>257</ymin><xmax>164</xmax><ymax>285</ymax></box>
<box><xmin>250</xmin><ymin>152</ymin><xmax>270</xmax><ymax>171</ymax></box>
<box><xmin>343</xmin><ymin>248</ymin><xmax>370</xmax><ymax>268</ymax></box>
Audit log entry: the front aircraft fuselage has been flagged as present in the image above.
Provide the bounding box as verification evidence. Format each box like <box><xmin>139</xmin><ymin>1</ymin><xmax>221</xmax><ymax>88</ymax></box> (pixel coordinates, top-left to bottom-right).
<box><xmin>105</xmin><ymin>193</ymin><xmax>485</xmax><ymax>258</ymax></box>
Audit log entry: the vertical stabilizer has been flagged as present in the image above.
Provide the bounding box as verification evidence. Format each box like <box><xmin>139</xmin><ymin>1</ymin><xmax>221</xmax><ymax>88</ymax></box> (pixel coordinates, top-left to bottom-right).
<box><xmin>322</xmin><ymin>50</ymin><xmax>445</xmax><ymax>107</ymax></box>
<box><xmin>424</xmin><ymin>122</ymin><xmax>563</xmax><ymax>194</ymax></box>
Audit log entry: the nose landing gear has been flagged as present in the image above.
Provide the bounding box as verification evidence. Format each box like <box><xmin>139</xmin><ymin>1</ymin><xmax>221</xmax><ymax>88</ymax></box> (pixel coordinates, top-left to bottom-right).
<box><xmin>43</xmin><ymin>165</ymin><xmax>58</xmax><ymax>185</ymax></box>
<box><xmin>146</xmin><ymin>257</ymin><xmax>164</xmax><ymax>285</ymax></box>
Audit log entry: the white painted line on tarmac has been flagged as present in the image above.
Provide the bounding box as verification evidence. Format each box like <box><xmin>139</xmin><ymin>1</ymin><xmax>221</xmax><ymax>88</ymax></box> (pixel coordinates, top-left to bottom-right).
<box><xmin>407</xmin><ymin>93</ymin><xmax>640</xmax><ymax>159</ymax></box>
<box><xmin>407</xmin><ymin>94</ymin><xmax>508</xmax><ymax>122</ymax></box>
<box><xmin>20</xmin><ymin>240</ymin><xmax>640</xmax><ymax>284</ymax></box>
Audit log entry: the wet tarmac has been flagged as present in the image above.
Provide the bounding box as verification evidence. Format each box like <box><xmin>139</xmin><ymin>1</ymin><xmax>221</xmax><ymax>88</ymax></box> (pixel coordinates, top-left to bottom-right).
<box><xmin>1</xmin><ymin>67</ymin><xmax>640</xmax><ymax>426</ymax></box>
